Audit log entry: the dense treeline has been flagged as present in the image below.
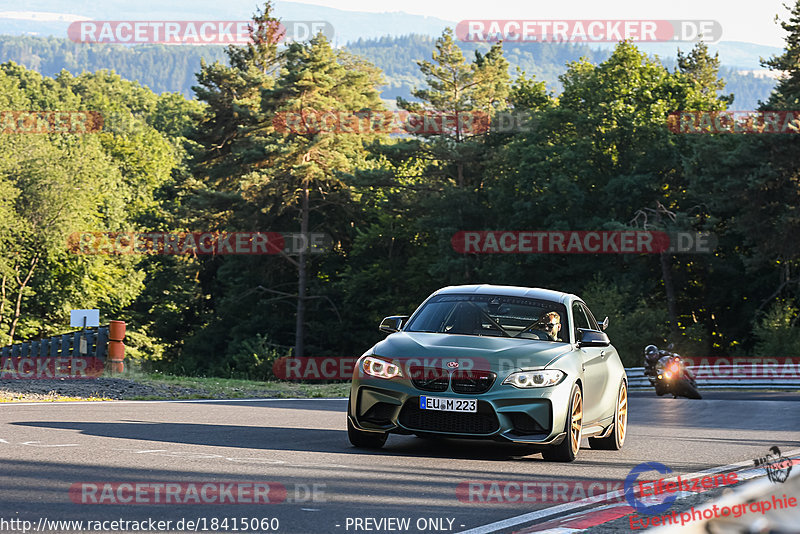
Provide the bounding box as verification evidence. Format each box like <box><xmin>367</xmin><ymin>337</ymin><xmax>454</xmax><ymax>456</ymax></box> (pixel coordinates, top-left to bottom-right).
<box><xmin>0</xmin><ymin>33</ymin><xmax>778</xmax><ymax>109</ymax></box>
<box><xmin>1</xmin><ymin>2</ymin><xmax>799</xmax><ymax>375</ymax></box>
<box><xmin>0</xmin><ymin>35</ymin><xmax>229</xmax><ymax>97</ymax></box>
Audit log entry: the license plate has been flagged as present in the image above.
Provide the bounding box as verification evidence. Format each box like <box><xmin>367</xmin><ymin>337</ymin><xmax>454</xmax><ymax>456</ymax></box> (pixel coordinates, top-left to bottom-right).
<box><xmin>419</xmin><ymin>396</ymin><xmax>477</xmax><ymax>413</ymax></box>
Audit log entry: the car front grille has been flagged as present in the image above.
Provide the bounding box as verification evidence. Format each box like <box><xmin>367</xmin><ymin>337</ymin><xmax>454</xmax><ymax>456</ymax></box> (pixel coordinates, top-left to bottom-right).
<box><xmin>398</xmin><ymin>399</ymin><xmax>500</xmax><ymax>435</ymax></box>
<box><xmin>409</xmin><ymin>366</ymin><xmax>449</xmax><ymax>392</ymax></box>
<box><xmin>410</xmin><ymin>367</ymin><xmax>497</xmax><ymax>394</ymax></box>
<box><xmin>451</xmin><ymin>370</ymin><xmax>496</xmax><ymax>393</ymax></box>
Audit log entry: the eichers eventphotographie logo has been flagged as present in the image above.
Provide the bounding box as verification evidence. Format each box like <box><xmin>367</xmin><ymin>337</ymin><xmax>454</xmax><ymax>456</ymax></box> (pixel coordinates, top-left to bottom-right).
<box><xmin>753</xmin><ymin>446</ymin><xmax>795</xmax><ymax>483</ymax></box>
<box><xmin>456</xmin><ymin>20</ymin><xmax>721</xmax><ymax>43</ymax></box>
<box><xmin>0</xmin><ymin>111</ymin><xmax>103</xmax><ymax>134</ymax></box>
<box><xmin>67</xmin><ymin>20</ymin><xmax>333</xmax><ymax>45</ymax></box>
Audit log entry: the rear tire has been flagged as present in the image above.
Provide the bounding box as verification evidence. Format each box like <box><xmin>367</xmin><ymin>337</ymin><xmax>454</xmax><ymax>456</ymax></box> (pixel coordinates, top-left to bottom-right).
<box><xmin>347</xmin><ymin>416</ymin><xmax>388</xmax><ymax>449</ymax></box>
<box><xmin>542</xmin><ymin>384</ymin><xmax>582</xmax><ymax>462</ymax></box>
<box><xmin>589</xmin><ymin>381</ymin><xmax>627</xmax><ymax>450</ymax></box>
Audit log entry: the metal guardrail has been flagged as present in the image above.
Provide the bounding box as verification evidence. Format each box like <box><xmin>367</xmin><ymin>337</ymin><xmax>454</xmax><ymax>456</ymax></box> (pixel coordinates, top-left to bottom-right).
<box><xmin>0</xmin><ymin>327</ymin><xmax>109</xmax><ymax>360</ymax></box>
<box><xmin>626</xmin><ymin>366</ymin><xmax>800</xmax><ymax>389</ymax></box>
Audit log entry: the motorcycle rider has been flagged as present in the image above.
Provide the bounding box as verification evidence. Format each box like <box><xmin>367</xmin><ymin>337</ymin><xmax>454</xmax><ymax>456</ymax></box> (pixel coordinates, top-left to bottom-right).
<box><xmin>643</xmin><ymin>344</ymin><xmax>663</xmax><ymax>378</ymax></box>
<box><xmin>643</xmin><ymin>344</ymin><xmax>696</xmax><ymax>381</ymax></box>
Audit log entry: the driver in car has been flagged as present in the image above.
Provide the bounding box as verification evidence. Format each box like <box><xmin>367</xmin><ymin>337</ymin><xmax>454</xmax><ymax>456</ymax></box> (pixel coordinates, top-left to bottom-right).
<box><xmin>536</xmin><ymin>311</ymin><xmax>562</xmax><ymax>341</ymax></box>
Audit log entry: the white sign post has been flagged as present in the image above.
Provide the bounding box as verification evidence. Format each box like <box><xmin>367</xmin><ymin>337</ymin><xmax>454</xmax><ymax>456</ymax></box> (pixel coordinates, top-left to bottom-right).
<box><xmin>70</xmin><ymin>309</ymin><xmax>100</xmax><ymax>328</ymax></box>
<box><xmin>70</xmin><ymin>310</ymin><xmax>100</xmax><ymax>355</ymax></box>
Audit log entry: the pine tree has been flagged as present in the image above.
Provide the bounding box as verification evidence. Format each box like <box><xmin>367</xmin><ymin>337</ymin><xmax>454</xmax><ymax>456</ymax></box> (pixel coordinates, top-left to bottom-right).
<box><xmin>763</xmin><ymin>0</ymin><xmax>800</xmax><ymax>108</ymax></box>
<box><xmin>676</xmin><ymin>41</ymin><xmax>733</xmax><ymax>107</ymax></box>
<box><xmin>246</xmin><ymin>35</ymin><xmax>384</xmax><ymax>357</ymax></box>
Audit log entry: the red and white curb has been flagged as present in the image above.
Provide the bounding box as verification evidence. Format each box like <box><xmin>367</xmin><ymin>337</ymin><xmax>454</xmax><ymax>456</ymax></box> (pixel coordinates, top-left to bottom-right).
<box><xmin>456</xmin><ymin>450</ymin><xmax>800</xmax><ymax>534</ymax></box>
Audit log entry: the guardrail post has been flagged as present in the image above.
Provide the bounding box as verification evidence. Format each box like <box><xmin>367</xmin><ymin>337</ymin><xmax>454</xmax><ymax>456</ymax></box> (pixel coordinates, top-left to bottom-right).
<box><xmin>95</xmin><ymin>327</ymin><xmax>108</xmax><ymax>359</ymax></box>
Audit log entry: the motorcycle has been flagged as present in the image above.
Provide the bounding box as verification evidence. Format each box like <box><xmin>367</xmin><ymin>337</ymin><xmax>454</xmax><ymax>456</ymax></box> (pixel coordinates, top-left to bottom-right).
<box><xmin>649</xmin><ymin>353</ymin><xmax>702</xmax><ymax>399</ymax></box>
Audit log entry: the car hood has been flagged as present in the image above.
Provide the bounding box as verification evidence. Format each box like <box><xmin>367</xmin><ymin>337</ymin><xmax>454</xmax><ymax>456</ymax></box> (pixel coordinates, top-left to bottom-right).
<box><xmin>372</xmin><ymin>332</ymin><xmax>571</xmax><ymax>372</ymax></box>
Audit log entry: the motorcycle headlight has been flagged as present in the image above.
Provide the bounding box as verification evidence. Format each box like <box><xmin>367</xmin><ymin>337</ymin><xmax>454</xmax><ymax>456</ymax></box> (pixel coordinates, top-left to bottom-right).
<box><xmin>360</xmin><ymin>355</ymin><xmax>403</xmax><ymax>379</ymax></box>
<box><xmin>503</xmin><ymin>369</ymin><xmax>565</xmax><ymax>388</ymax></box>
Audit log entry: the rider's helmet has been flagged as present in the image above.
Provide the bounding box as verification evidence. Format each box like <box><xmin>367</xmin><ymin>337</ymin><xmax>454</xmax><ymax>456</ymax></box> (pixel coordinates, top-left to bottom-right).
<box><xmin>644</xmin><ymin>344</ymin><xmax>660</xmax><ymax>365</ymax></box>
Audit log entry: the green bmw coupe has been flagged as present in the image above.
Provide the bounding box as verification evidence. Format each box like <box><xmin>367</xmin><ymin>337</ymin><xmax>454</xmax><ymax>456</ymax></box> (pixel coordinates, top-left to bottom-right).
<box><xmin>347</xmin><ymin>284</ymin><xmax>628</xmax><ymax>462</ymax></box>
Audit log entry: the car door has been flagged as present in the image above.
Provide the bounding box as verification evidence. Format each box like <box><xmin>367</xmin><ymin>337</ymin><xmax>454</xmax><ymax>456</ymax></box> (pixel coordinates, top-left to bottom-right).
<box><xmin>573</xmin><ymin>302</ymin><xmax>609</xmax><ymax>424</ymax></box>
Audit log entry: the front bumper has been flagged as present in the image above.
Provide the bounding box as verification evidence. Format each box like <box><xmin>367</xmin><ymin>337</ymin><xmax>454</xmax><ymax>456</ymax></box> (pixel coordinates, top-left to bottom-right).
<box><xmin>349</xmin><ymin>375</ymin><xmax>573</xmax><ymax>445</ymax></box>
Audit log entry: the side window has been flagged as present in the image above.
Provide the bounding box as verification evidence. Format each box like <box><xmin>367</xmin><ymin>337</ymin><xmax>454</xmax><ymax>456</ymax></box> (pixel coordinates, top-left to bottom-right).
<box><xmin>572</xmin><ymin>302</ymin><xmax>590</xmax><ymax>340</ymax></box>
<box><xmin>581</xmin><ymin>303</ymin><xmax>600</xmax><ymax>330</ymax></box>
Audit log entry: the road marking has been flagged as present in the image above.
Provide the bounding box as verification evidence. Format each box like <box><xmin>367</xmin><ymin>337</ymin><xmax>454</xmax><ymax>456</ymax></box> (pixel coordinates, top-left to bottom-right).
<box><xmin>20</xmin><ymin>441</ymin><xmax>79</xmax><ymax>447</ymax></box>
<box><xmin>456</xmin><ymin>448</ymin><xmax>800</xmax><ymax>534</ymax></box>
<box><xmin>1</xmin><ymin>397</ymin><xmax>348</xmax><ymax>406</ymax></box>
<box><xmin>112</xmin><ymin>448</ymin><xmax>350</xmax><ymax>469</ymax></box>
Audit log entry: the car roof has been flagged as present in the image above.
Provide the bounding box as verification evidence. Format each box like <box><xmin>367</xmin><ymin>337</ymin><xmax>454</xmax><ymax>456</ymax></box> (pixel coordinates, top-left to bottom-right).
<box><xmin>433</xmin><ymin>284</ymin><xmax>576</xmax><ymax>304</ymax></box>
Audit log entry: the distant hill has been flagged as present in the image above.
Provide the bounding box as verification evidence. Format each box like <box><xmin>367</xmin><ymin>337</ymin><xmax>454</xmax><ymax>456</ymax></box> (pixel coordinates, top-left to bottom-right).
<box><xmin>0</xmin><ymin>1</ymin><xmax>785</xmax><ymax>68</ymax></box>
<box><xmin>0</xmin><ymin>33</ymin><xmax>777</xmax><ymax>108</ymax></box>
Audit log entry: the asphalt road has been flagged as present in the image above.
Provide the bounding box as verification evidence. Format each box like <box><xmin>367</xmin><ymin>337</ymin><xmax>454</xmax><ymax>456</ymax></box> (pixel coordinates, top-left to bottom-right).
<box><xmin>1</xmin><ymin>391</ymin><xmax>799</xmax><ymax>534</ymax></box>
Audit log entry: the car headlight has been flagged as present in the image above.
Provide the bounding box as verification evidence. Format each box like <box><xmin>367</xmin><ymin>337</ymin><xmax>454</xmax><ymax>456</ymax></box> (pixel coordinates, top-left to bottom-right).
<box><xmin>503</xmin><ymin>369</ymin><xmax>564</xmax><ymax>388</ymax></box>
<box><xmin>361</xmin><ymin>356</ymin><xmax>403</xmax><ymax>379</ymax></box>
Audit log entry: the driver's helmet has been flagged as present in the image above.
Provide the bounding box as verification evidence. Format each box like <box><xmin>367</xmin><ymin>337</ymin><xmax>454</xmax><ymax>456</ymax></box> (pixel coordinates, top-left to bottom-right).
<box><xmin>644</xmin><ymin>345</ymin><xmax>660</xmax><ymax>363</ymax></box>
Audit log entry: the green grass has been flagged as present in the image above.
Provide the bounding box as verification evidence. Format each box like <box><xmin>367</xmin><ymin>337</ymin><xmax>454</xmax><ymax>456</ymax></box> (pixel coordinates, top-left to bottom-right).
<box><xmin>0</xmin><ymin>365</ymin><xmax>352</xmax><ymax>402</ymax></box>
<box><xmin>124</xmin><ymin>367</ymin><xmax>351</xmax><ymax>400</ymax></box>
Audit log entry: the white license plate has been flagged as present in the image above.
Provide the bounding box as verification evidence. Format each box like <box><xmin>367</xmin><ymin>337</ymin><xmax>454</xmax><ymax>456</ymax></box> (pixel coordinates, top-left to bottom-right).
<box><xmin>419</xmin><ymin>396</ymin><xmax>477</xmax><ymax>412</ymax></box>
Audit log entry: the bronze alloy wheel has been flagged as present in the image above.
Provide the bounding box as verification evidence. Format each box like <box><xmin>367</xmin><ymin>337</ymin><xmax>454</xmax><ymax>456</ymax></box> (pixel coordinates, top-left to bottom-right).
<box><xmin>617</xmin><ymin>382</ymin><xmax>628</xmax><ymax>445</ymax></box>
<box><xmin>589</xmin><ymin>381</ymin><xmax>627</xmax><ymax>450</ymax></box>
<box><xmin>569</xmin><ymin>387</ymin><xmax>583</xmax><ymax>455</ymax></box>
<box><xmin>542</xmin><ymin>383</ymin><xmax>583</xmax><ymax>462</ymax></box>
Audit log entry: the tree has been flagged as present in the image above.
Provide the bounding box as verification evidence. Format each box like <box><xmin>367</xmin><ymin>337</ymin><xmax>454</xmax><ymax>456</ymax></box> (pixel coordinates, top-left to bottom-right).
<box><xmin>249</xmin><ymin>35</ymin><xmax>385</xmax><ymax>357</ymax></box>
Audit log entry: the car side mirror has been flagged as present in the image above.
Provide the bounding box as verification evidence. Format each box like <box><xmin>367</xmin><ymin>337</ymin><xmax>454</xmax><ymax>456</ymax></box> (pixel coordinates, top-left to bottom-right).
<box><xmin>577</xmin><ymin>328</ymin><xmax>610</xmax><ymax>347</ymax></box>
<box><xmin>600</xmin><ymin>316</ymin><xmax>609</xmax><ymax>331</ymax></box>
<box><xmin>379</xmin><ymin>315</ymin><xmax>409</xmax><ymax>334</ymax></box>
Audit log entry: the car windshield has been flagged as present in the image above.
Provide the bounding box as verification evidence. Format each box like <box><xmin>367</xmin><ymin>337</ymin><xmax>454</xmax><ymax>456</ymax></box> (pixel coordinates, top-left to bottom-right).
<box><xmin>404</xmin><ymin>294</ymin><xmax>568</xmax><ymax>342</ymax></box>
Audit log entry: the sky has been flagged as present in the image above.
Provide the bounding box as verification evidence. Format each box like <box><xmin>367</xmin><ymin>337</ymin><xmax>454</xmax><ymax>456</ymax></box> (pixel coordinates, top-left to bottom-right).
<box><xmin>279</xmin><ymin>0</ymin><xmax>793</xmax><ymax>48</ymax></box>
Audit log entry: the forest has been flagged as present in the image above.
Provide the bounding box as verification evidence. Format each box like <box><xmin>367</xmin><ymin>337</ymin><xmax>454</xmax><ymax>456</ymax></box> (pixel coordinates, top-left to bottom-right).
<box><xmin>0</xmin><ymin>2</ymin><xmax>798</xmax><ymax>377</ymax></box>
<box><xmin>0</xmin><ymin>32</ymin><xmax>777</xmax><ymax>109</ymax></box>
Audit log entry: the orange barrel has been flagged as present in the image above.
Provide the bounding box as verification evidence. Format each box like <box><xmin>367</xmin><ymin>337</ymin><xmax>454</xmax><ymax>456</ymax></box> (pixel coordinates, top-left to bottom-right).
<box><xmin>108</xmin><ymin>321</ymin><xmax>126</xmax><ymax>373</ymax></box>
<box><xmin>109</xmin><ymin>320</ymin><xmax>126</xmax><ymax>341</ymax></box>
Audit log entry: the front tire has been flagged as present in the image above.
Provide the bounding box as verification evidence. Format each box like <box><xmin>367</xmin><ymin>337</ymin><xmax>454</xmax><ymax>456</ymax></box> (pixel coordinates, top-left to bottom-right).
<box><xmin>542</xmin><ymin>384</ymin><xmax>582</xmax><ymax>462</ymax></box>
<box><xmin>680</xmin><ymin>381</ymin><xmax>702</xmax><ymax>399</ymax></box>
<box><xmin>590</xmin><ymin>381</ymin><xmax>627</xmax><ymax>450</ymax></box>
<box><xmin>347</xmin><ymin>416</ymin><xmax>387</xmax><ymax>449</ymax></box>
